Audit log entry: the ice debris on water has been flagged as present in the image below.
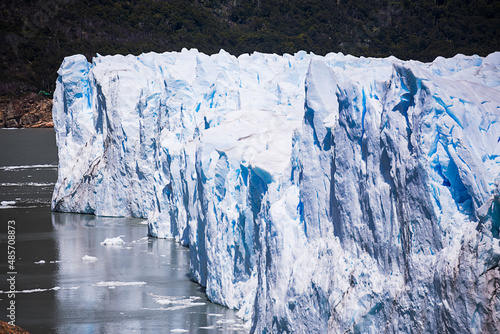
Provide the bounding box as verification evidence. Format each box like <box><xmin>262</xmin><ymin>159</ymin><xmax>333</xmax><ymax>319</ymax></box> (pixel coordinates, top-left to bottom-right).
<box><xmin>100</xmin><ymin>236</ymin><xmax>125</xmax><ymax>246</ymax></box>
<box><xmin>93</xmin><ymin>281</ymin><xmax>147</xmax><ymax>288</ymax></box>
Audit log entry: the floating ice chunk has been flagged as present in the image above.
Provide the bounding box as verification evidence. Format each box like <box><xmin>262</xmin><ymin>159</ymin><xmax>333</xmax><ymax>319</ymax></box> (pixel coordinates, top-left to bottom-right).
<box><xmin>147</xmin><ymin>293</ymin><xmax>205</xmax><ymax>311</ymax></box>
<box><xmin>82</xmin><ymin>255</ymin><xmax>98</xmax><ymax>262</ymax></box>
<box><xmin>93</xmin><ymin>281</ymin><xmax>146</xmax><ymax>287</ymax></box>
<box><xmin>1</xmin><ymin>182</ymin><xmax>55</xmax><ymax>187</ymax></box>
<box><xmin>0</xmin><ymin>201</ymin><xmax>16</xmax><ymax>207</ymax></box>
<box><xmin>0</xmin><ymin>286</ymin><xmax>79</xmax><ymax>294</ymax></box>
<box><xmin>0</xmin><ymin>164</ymin><xmax>58</xmax><ymax>171</ymax></box>
<box><xmin>100</xmin><ymin>236</ymin><xmax>125</xmax><ymax>246</ymax></box>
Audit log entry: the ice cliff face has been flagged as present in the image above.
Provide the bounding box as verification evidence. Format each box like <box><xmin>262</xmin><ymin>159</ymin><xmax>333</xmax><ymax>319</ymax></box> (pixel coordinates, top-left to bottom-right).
<box><xmin>52</xmin><ymin>49</ymin><xmax>500</xmax><ymax>333</ymax></box>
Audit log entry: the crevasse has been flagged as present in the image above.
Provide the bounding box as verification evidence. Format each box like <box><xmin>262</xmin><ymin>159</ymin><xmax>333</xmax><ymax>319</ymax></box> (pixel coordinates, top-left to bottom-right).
<box><xmin>52</xmin><ymin>49</ymin><xmax>500</xmax><ymax>333</ymax></box>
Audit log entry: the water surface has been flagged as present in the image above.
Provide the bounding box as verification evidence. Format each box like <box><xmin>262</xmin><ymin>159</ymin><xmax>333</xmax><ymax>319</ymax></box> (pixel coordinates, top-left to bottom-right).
<box><xmin>0</xmin><ymin>129</ymin><xmax>246</xmax><ymax>333</ymax></box>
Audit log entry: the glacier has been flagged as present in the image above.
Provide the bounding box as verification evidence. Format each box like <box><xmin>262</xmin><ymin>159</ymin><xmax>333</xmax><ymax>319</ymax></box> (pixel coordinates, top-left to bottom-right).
<box><xmin>51</xmin><ymin>49</ymin><xmax>500</xmax><ymax>333</ymax></box>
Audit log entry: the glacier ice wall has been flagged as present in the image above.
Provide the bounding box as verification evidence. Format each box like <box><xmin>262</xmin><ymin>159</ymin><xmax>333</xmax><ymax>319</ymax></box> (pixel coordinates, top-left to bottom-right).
<box><xmin>52</xmin><ymin>49</ymin><xmax>500</xmax><ymax>333</ymax></box>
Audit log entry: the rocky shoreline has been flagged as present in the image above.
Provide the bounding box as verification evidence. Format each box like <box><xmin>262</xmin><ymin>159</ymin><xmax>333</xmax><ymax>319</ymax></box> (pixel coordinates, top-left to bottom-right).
<box><xmin>0</xmin><ymin>93</ymin><xmax>53</xmax><ymax>128</ymax></box>
<box><xmin>0</xmin><ymin>320</ymin><xmax>31</xmax><ymax>333</ymax></box>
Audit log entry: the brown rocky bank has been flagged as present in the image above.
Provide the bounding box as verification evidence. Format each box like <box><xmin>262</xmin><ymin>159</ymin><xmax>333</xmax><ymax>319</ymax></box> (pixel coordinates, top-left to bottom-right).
<box><xmin>0</xmin><ymin>320</ymin><xmax>31</xmax><ymax>334</ymax></box>
<box><xmin>0</xmin><ymin>93</ymin><xmax>53</xmax><ymax>128</ymax></box>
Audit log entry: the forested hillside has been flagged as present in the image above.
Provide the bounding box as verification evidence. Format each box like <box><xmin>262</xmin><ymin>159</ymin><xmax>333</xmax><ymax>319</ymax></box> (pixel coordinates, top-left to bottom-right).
<box><xmin>1</xmin><ymin>0</ymin><xmax>499</xmax><ymax>97</ymax></box>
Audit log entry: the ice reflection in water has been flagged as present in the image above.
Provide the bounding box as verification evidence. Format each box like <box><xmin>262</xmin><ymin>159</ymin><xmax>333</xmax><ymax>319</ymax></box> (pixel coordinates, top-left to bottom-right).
<box><xmin>0</xmin><ymin>129</ymin><xmax>247</xmax><ymax>333</ymax></box>
<box><xmin>51</xmin><ymin>212</ymin><xmax>247</xmax><ymax>333</ymax></box>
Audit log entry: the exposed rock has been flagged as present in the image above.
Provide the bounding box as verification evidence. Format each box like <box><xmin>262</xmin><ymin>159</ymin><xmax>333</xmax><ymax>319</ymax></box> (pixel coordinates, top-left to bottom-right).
<box><xmin>0</xmin><ymin>93</ymin><xmax>53</xmax><ymax>128</ymax></box>
<box><xmin>0</xmin><ymin>320</ymin><xmax>31</xmax><ymax>334</ymax></box>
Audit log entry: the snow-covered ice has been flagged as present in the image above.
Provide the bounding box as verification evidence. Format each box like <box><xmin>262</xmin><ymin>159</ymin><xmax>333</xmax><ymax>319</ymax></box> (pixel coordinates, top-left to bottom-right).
<box><xmin>52</xmin><ymin>49</ymin><xmax>500</xmax><ymax>333</ymax></box>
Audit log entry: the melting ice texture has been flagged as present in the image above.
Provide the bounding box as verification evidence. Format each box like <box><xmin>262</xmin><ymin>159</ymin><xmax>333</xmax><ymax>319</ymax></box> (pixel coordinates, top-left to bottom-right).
<box><xmin>52</xmin><ymin>49</ymin><xmax>500</xmax><ymax>333</ymax></box>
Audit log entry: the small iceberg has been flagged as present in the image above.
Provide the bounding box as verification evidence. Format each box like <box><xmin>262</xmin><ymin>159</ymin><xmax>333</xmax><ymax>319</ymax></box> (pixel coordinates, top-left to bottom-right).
<box><xmin>82</xmin><ymin>255</ymin><xmax>98</xmax><ymax>262</ymax></box>
<box><xmin>100</xmin><ymin>236</ymin><xmax>125</xmax><ymax>246</ymax></box>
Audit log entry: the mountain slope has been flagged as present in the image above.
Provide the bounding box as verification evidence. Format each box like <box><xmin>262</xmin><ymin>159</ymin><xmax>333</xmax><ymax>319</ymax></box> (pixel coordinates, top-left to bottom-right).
<box><xmin>1</xmin><ymin>0</ymin><xmax>499</xmax><ymax>97</ymax></box>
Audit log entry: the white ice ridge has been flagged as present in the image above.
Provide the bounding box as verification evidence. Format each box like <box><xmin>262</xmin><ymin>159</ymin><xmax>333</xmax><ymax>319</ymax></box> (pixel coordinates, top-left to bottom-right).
<box><xmin>52</xmin><ymin>49</ymin><xmax>500</xmax><ymax>333</ymax></box>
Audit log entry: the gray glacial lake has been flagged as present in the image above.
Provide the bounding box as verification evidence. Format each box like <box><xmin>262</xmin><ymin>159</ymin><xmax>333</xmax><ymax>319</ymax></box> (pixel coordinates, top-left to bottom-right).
<box><xmin>0</xmin><ymin>128</ymin><xmax>246</xmax><ymax>333</ymax></box>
